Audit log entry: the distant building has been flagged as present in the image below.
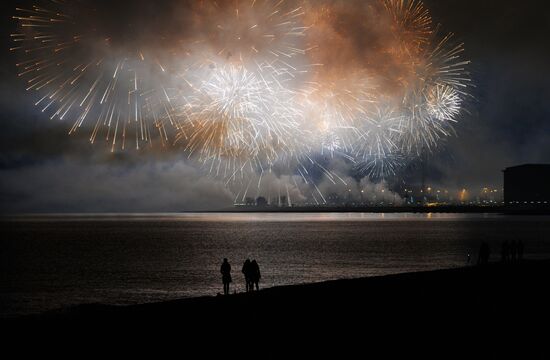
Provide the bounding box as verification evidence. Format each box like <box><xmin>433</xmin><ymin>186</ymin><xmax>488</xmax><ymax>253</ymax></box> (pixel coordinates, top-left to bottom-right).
<box><xmin>503</xmin><ymin>164</ymin><xmax>550</xmax><ymax>208</ymax></box>
<box><xmin>327</xmin><ymin>193</ymin><xmax>340</xmax><ymax>206</ymax></box>
<box><xmin>256</xmin><ymin>196</ymin><xmax>268</xmax><ymax>207</ymax></box>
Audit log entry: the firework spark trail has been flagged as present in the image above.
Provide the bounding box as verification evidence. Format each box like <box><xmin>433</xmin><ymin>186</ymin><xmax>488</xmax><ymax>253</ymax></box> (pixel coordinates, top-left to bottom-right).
<box><xmin>10</xmin><ymin>0</ymin><xmax>473</xmax><ymax>199</ymax></box>
<box><xmin>164</xmin><ymin>0</ymin><xmax>316</xmax><ymax>181</ymax></box>
<box><xmin>354</xmin><ymin>154</ymin><xmax>405</xmax><ymax>179</ymax></box>
<box><xmin>352</xmin><ymin>105</ymin><xmax>403</xmax><ymax>160</ymax></box>
<box><xmin>173</xmin><ymin>62</ymin><xmax>306</xmax><ymax>180</ymax></box>
<box><xmin>189</xmin><ymin>0</ymin><xmax>308</xmax><ymax>63</ymax></box>
<box><xmin>297</xmin><ymin>74</ymin><xmax>377</xmax><ymax>156</ymax></box>
<box><xmin>426</xmin><ymin>84</ymin><xmax>462</xmax><ymax>121</ymax></box>
<box><xmin>11</xmin><ymin>2</ymin><xmax>177</xmax><ymax>152</ymax></box>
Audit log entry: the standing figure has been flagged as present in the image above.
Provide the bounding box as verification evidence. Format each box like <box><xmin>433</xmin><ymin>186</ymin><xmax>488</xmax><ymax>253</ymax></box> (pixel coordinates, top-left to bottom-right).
<box><xmin>510</xmin><ymin>240</ymin><xmax>517</xmax><ymax>263</ymax></box>
<box><xmin>242</xmin><ymin>259</ymin><xmax>252</xmax><ymax>292</ymax></box>
<box><xmin>478</xmin><ymin>242</ymin><xmax>490</xmax><ymax>266</ymax></box>
<box><xmin>250</xmin><ymin>259</ymin><xmax>261</xmax><ymax>291</ymax></box>
<box><xmin>220</xmin><ymin>258</ymin><xmax>232</xmax><ymax>295</ymax></box>
<box><xmin>501</xmin><ymin>240</ymin><xmax>510</xmax><ymax>263</ymax></box>
<box><xmin>518</xmin><ymin>240</ymin><xmax>524</xmax><ymax>262</ymax></box>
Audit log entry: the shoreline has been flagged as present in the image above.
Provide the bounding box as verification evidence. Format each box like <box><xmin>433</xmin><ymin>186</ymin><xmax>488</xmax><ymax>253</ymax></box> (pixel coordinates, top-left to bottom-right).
<box><xmin>9</xmin><ymin>259</ymin><xmax>550</xmax><ymax>325</ymax></box>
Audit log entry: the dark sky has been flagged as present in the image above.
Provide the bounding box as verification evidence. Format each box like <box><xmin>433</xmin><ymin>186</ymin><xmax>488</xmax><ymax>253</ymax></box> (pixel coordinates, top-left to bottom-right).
<box><xmin>1</xmin><ymin>0</ymin><xmax>549</xmax><ymax>212</ymax></box>
<box><xmin>423</xmin><ymin>0</ymin><xmax>550</xmax><ymax>187</ymax></box>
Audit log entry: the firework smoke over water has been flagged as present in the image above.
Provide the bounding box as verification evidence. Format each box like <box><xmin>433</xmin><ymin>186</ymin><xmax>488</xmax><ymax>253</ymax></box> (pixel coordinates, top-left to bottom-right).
<box><xmin>10</xmin><ymin>0</ymin><xmax>472</xmax><ymax>202</ymax></box>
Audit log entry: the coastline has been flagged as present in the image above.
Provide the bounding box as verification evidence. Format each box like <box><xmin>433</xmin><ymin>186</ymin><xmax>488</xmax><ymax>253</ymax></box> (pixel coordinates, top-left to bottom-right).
<box><xmin>10</xmin><ymin>260</ymin><xmax>550</xmax><ymax>327</ymax></box>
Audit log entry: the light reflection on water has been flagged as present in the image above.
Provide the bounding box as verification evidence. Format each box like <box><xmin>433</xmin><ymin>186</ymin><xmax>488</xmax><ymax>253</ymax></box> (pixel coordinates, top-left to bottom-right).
<box><xmin>2</xmin><ymin>212</ymin><xmax>541</xmax><ymax>222</ymax></box>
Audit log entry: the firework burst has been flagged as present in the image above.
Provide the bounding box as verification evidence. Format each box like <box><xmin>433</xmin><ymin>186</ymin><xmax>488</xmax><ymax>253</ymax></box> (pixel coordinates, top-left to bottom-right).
<box><xmin>10</xmin><ymin>2</ymin><xmax>179</xmax><ymax>151</ymax></box>
<box><xmin>354</xmin><ymin>154</ymin><xmax>406</xmax><ymax>179</ymax></box>
<box><xmin>191</xmin><ymin>0</ymin><xmax>308</xmax><ymax>62</ymax></box>
<box><xmin>353</xmin><ymin>105</ymin><xmax>403</xmax><ymax>160</ymax></box>
<box><xmin>174</xmin><ymin>63</ymin><xmax>304</xmax><ymax>181</ymax></box>
<box><xmin>10</xmin><ymin>0</ymin><xmax>474</xmax><ymax>196</ymax></box>
<box><xmin>426</xmin><ymin>84</ymin><xmax>462</xmax><ymax>121</ymax></box>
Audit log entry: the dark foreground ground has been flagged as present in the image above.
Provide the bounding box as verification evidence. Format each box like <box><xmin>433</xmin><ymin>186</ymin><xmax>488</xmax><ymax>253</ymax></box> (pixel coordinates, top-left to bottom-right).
<box><xmin>4</xmin><ymin>260</ymin><xmax>550</xmax><ymax>353</ymax></box>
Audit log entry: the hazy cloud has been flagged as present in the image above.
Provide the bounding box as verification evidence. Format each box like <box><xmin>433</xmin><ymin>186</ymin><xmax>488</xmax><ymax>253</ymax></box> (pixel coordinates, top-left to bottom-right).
<box><xmin>0</xmin><ymin>159</ymin><xmax>233</xmax><ymax>213</ymax></box>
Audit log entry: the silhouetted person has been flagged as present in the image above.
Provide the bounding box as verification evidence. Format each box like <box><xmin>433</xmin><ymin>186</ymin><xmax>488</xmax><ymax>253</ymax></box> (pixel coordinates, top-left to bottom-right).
<box><xmin>242</xmin><ymin>259</ymin><xmax>252</xmax><ymax>292</ymax></box>
<box><xmin>501</xmin><ymin>240</ymin><xmax>510</xmax><ymax>263</ymax></box>
<box><xmin>518</xmin><ymin>240</ymin><xmax>524</xmax><ymax>262</ymax></box>
<box><xmin>478</xmin><ymin>242</ymin><xmax>490</xmax><ymax>266</ymax></box>
<box><xmin>510</xmin><ymin>240</ymin><xmax>517</xmax><ymax>263</ymax></box>
<box><xmin>467</xmin><ymin>253</ymin><xmax>471</xmax><ymax>264</ymax></box>
<box><xmin>220</xmin><ymin>258</ymin><xmax>232</xmax><ymax>295</ymax></box>
<box><xmin>250</xmin><ymin>259</ymin><xmax>261</xmax><ymax>291</ymax></box>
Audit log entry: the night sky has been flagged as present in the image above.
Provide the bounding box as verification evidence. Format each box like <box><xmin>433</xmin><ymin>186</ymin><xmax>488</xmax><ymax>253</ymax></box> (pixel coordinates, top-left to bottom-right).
<box><xmin>1</xmin><ymin>0</ymin><xmax>549</xmax><ymax>212</ymax></box>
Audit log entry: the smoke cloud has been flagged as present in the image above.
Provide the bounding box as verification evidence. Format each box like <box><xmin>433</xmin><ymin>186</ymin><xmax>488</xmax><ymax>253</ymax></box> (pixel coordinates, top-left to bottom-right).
<box><xmin>0</xmin><ymin>158</ymin><xmax>233</xmax><ymax>213</ymax></box>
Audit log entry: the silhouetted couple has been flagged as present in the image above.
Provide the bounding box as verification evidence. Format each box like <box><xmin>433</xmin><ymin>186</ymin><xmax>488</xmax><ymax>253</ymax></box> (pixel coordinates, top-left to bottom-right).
<box><xmin>242</xmin><ymin>259</ymin><xmax>261</xmax><ymax>292</ymax></box>
<box><xmin>501</xmin><ymin>240</ymin><xmax>524</xmax><ymax>264</ymax></box>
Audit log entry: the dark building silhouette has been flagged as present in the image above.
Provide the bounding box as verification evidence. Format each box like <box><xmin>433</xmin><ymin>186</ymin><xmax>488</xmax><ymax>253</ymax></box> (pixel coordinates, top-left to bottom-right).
<box><xmin>256</xmin><ymin>196</ymin><xmax>268</xmax><ymax>207</ymax></box>
<box><xmin>327</xmin><ymin>193</ymin><xmax>341</xmax><ymax>206</ymax></box>
<box><xmin>503</xmin><ymin>164</ymin><xmax>550</xmax><ymax>209</ymax></box>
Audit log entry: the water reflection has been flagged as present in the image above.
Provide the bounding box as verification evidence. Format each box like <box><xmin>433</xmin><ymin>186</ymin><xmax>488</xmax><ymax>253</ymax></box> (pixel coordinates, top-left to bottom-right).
<box><xmin>4</xmin><ymin>212</ymin><xmax>547</xmax><ymax>222</ymax></box>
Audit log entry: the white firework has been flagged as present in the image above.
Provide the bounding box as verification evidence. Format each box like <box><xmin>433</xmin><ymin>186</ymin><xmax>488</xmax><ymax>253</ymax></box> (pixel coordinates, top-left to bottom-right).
<box><xmin>353</xmin><ymin>105</ymin><xmax>403</xmax><ymax>160</ymax></box>
<box><xmin>175</xmin><ymin>63</ymin><xmax>303</xmax><ymax>178</ymax></box>
<box><xmin>426</xmin><ymin>84</ymin><xmax>462</xmax><ymax>121</ymax></box>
